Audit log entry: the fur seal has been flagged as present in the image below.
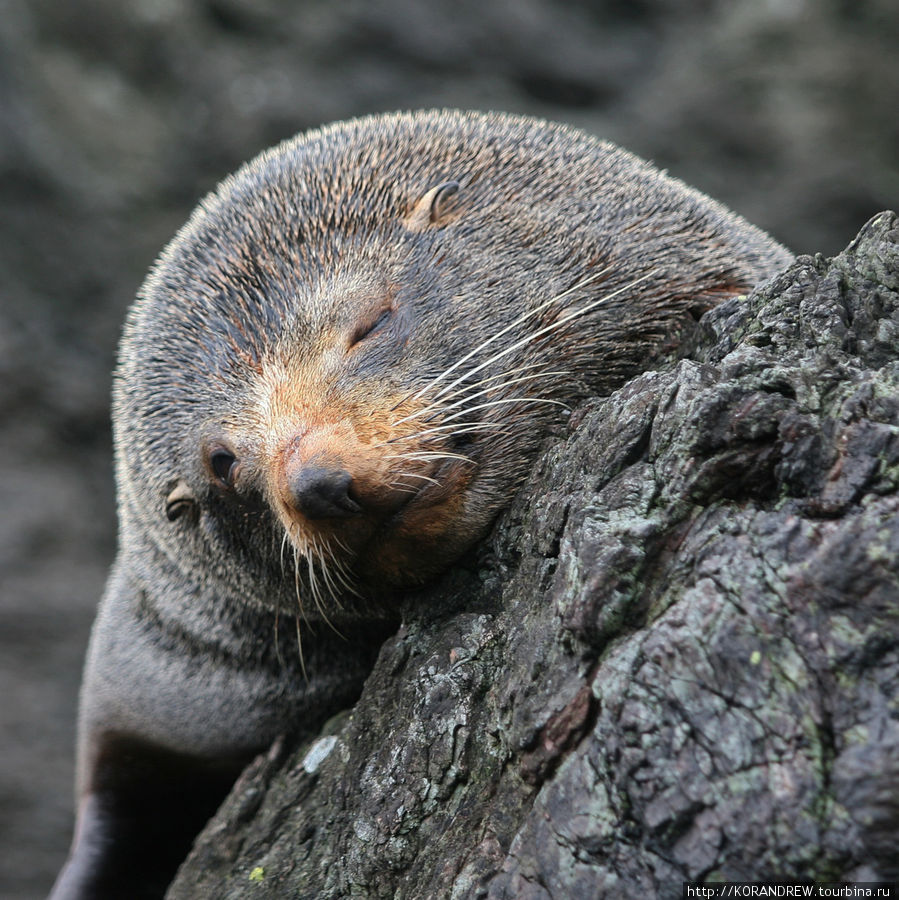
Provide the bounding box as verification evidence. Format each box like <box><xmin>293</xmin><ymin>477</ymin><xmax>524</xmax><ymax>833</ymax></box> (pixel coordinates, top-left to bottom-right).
<box><xmin>50</xmin><ymin>109</ymin><xmax>791</xmax><ymax>899</ymax></box>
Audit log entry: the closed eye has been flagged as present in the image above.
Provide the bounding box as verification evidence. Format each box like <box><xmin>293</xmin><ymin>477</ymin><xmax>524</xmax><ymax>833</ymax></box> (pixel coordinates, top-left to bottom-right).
<box><xmin>349</xmin><ymin>306</ymin><xmax>393</xmax><ymax>347</ymax></box>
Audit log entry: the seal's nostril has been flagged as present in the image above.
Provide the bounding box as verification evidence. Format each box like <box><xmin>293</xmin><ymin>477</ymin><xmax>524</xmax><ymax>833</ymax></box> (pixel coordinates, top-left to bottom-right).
<box><xmin>288</xmin><ymin>466</ymin><xmax>361</xmax><ymax>520</ymax></box>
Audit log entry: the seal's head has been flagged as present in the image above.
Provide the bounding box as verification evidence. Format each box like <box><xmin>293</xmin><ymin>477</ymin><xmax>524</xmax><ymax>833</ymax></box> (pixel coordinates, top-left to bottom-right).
<box><xmin>117</xmin><ymin>110</ymin><xmax>789</xmax><ymax>614</ymax></box>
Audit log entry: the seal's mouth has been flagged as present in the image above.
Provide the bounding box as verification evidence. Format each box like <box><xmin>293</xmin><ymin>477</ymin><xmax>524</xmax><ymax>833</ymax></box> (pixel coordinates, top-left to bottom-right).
<box><xmin>278</xmin><ymin>450</ymin><xmax>471</xmax><ymax>537</ymax></box>
<box><xmin>380</xmin><ymin>454</ymin><xmax>470</xmax><ymax>519</ymax></box>
<box><xmin>272</xmin><ymin>444</ymin><xmax>478</xmax><ymax>596</ymax></box>
<box><xmin>255</xmin><ymin>357</ymin><xmax>490</xmax><ymax>594</ymax></box>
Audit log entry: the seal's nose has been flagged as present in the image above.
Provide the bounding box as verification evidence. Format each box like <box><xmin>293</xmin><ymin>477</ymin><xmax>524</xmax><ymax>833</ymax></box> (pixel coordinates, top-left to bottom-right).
<box><xmin>288</xmin><ymin>465</ymin><xmax>361</xmax><ymax>519</ymax></box>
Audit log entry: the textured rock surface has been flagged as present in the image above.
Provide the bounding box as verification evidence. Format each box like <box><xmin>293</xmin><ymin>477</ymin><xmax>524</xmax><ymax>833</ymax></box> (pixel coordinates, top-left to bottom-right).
<box><xmin>3</xmin><ymin>2</ymin><xmax>897</xmax><ymax>897</ymax></box>
<box><xmin>168</xmin><ymin>215</ymin><xmax>899</xmax><ymax>898</ymax></box>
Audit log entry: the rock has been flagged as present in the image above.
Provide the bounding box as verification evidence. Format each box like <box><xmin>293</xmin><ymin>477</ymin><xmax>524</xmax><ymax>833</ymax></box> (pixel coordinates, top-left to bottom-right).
<box><xmin>168</xmin><ymin>215</ymin><xmax>899</xmax><ymax>898</ymax></box>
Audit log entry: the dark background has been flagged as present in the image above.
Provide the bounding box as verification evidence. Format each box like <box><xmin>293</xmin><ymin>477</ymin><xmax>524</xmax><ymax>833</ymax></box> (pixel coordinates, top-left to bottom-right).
<box><xmin>1</xmin><ymin>2</ymin><xmax>896</xmax><ymax>897</ymax></box>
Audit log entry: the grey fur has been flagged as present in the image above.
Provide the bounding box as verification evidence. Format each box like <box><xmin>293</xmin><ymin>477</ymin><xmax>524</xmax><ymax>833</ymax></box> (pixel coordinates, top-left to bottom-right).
<box><xmin>52</xmin><ymin>110</ymin><xmax>792</xmax><ymax>900</ymax></box>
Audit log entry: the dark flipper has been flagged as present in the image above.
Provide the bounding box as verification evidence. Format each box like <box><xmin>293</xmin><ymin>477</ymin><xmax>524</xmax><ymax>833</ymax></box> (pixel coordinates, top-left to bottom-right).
<box><xmin>49</xmin><ymin>736</ymin><xmax>249</xmax><ymax>900</ymax></box>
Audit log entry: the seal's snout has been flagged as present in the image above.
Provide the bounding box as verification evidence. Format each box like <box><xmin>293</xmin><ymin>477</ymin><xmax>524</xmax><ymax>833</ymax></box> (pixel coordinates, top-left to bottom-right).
<box><xmin>288</xmin><ymin>464</ymin><xmax>361</xmax><ymax>520</ymax></box>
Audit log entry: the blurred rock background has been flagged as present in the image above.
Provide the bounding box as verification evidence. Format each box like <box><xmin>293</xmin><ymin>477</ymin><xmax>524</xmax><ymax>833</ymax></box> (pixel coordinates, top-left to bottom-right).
<box><xmin>0</xmin><ymin>1</ymin><xmax>895</xmax><ymax>897</ymax></box>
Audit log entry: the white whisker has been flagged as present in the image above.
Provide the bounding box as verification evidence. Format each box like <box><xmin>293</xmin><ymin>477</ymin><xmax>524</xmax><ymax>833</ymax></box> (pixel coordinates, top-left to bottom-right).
<box><xmin>311</xmin><ymin>534</ymin><xmax>351</xmax><ymax>635</ymax></box>
<box><xmin>294</xmin><ymin>612</ymin><xmax>307</xmax><ymax>682</ymax></box>
<box><xmin>432</xmin><ymin>272</ymin><xmax>653</xmax><ymax>401</ymax></box>
<box><xmin>305</xmin><ymin>542</ymin><xmax>324</xmax><ymax>617</ymax></box>
<box><xmin>394</xmin><ymin>471</ymin><xmax>441</xmax><ymax>485</ymax></box>
<box><xmin>385</xmin><ymin>420</ymin><xmax>509</xmax><ymax>445</ymax></box>
<box><xmin>332</xmin><ymin>558</ymin><xmax>363</xmax><ymax>600</ymax></box>
<box><xmin>329</xmin><ymin>533</ymin><xmax>352</xmax><ymax>556</ymax></box>
<box><xmin>392</xmin><ymin>367</ymin><xmax>569</xmax><ymax>428</ymax></box>
<box><xmin>437</xmin><ymin>396</ymin><xmax>570</xmax><ymax>425</ymax></box>
<box><xmin>389</xmin><ymin>483</ymin><xmax>420</xmax><ymax>494</ymax></box>
<box><xmin>280</xmin><ymin>530</ymin><xmax>290</xmax><ymax>579</ymax></box>
<box><xmin>385</xmin><ymin>451</ymin><xmax>475</xmax><ymax>465</ymax></box>
<box><xmin>316</xmin><ymin>543</ymin><xmax>342</xmax><ymax>608</ymax></box>
<box><xmin>291</xmin><ymin>540</ymin><xmax>308</xmax><ymax>681</ymax></box>
<box><xmin>408</xmin><ymin>266</ymin><xmax>614</xmax><ymax>403</ymax></box>
<box><xmin>387</xmin><ymin>363</ymin><xmax>548</xmax><ymax>417</ymax></box>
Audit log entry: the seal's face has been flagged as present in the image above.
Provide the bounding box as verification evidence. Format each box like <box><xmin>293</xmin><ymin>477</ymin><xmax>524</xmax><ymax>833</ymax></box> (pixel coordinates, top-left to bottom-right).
<box><xmin>128</xmin><ymin>248</ymin><xmax>510</xmax><ymax>606</ymax></box>
<box><xmin>203</xmin><ymin>270</ymin><xmax>488</xmax><ymax>593</ymax></box>
<box><xmin>116</xmin><ymin>110</ymin><xmax>781</xmax><ymax>615</ymax></box>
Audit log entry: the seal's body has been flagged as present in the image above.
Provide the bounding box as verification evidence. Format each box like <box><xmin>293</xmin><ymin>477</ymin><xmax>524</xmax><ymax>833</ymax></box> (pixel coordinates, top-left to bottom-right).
<box><xmin>50</xmin><ymin>110</ymin><xmax>791</xmax><ymax>899</ymax></box>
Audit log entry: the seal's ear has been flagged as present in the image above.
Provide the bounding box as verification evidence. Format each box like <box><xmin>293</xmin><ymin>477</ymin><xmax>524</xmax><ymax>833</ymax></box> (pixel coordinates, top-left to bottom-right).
<box><xmin>165</xmin><ymin>479</ymin><xmax>198</xmax><ymax>523</ymax></box>
<box><xmin>403</xmin><ymin>180</ymin><xmax>462</xmax><ymax>232</ymax></box>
